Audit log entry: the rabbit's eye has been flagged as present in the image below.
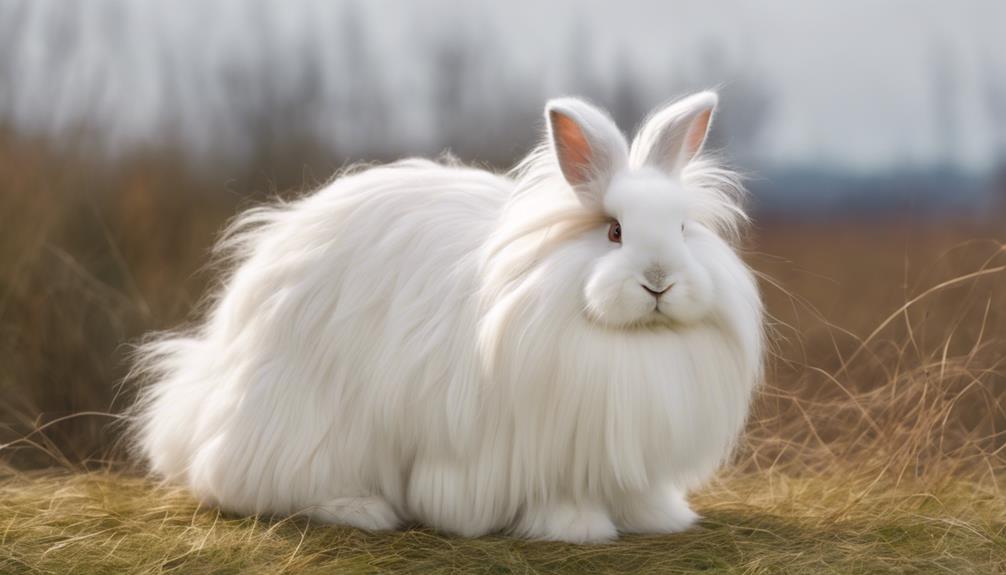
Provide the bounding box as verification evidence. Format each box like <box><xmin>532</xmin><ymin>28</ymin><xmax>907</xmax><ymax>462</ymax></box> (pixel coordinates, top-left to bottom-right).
<box><xmin>608</xmin><ymin>221</ymin><xmax>622</xmax><ymax>244</ymax></box>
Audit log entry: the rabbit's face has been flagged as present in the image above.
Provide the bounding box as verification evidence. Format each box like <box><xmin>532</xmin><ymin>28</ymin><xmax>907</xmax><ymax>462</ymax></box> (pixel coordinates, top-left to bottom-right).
<box><xmin>543</xmin><ymin>91</ymin><xmax>726</xmax><ymax>328</ymax></box>
<box><xmin>583</xmin><ymin>169</ymin><xmax>714</xmax><ymax>328</ymax></box>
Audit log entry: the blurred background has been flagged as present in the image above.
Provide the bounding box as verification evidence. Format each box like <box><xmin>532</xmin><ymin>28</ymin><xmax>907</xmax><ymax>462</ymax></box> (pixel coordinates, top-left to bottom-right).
<box><xmin>1</xmin><ymin>1</ymin><xmax>1004</xmax><ymax>470</ymax></box>
<box><xmin>4</xmin><ymin>0</ymin><xmax>1006</xmax><ymax>213</ymax></box>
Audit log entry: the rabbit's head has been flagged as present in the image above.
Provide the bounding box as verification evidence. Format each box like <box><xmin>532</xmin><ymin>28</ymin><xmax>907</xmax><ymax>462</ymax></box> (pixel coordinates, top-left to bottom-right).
<box><xmin>540</xmin><ymin>92</ymin><xmax>736</xmax><ymax>328</ymax></box>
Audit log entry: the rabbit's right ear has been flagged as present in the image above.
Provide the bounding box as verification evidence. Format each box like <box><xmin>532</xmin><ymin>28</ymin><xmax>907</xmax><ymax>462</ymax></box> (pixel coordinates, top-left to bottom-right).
<box><xmin>546</xmin><ymin>98</ymin><xmax>628</xmax><ymax>207</ymax></box>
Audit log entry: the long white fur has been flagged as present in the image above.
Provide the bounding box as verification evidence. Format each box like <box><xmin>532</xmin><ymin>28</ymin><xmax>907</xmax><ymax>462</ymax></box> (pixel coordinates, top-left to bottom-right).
<box><xmin>130</xmin><ymin>92</ymin><xmax>763</xmax><ymax>543</ymax></box>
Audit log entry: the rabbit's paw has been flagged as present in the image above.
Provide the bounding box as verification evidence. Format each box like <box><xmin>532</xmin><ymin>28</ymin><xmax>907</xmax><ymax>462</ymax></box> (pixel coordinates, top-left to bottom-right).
<box><xmin>518</xmin><ymin>501</ymin><xmax>617</xmax><ymax>544</ymax></box>
<box><xmin>307</xmin><ymin>495</ymin><xmax>400</xmax><ymax>531</ymax></box>
<box><xmin>615</xmin><ymin>486</ymin><xmax>699</xmax><ymax>534</ymax></box>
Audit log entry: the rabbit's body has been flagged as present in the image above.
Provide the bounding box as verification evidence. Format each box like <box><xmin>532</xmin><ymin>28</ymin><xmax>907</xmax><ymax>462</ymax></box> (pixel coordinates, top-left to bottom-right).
<box><xmin>133</xmin><ymin>94</ymin><xmax>763</xmax><ymax>543</ymax></box>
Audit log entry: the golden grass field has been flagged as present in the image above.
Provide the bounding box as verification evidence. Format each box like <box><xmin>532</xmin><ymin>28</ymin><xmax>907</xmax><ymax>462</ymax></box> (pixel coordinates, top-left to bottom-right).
<box><xmin>1</xmin><ymin>131</ymin><xmax>1004</xmax><ymax>573</ymax></box>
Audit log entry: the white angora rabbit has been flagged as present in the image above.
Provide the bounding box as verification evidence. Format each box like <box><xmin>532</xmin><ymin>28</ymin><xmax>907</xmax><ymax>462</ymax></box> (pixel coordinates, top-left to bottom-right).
<box><xmin>131</xmin><ymin>92</ymin><xmax>763</xmax><ymax>543</ymax></box>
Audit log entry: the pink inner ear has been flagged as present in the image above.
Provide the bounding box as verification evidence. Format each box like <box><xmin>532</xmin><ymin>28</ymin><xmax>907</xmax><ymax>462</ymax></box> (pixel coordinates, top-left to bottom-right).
<box><xmin>685</xmin><ymin>109</ymin><xmax>712</xmax><ymax>159</ymax></box>
<box><xmin>551</xmin><ymin>111</ymin><xmax>593</xmax><ymax>185</ymax></box>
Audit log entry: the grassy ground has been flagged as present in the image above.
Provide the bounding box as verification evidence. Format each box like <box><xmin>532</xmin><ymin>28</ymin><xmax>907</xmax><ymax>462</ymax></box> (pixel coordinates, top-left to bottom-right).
<box><xmin>1</xmin><ymin>471</ymin><xmax>1003</xmax><ymax>574</ymax></box>
<box><xmin>1</xmin><ymin>132</ymin><xmax>1005</xmax><ymax>572</ymax></box>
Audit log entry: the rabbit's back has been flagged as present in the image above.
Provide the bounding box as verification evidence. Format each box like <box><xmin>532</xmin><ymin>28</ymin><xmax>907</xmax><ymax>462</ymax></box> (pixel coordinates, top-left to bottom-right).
<box><xmin>133</xmin><ymin>159</ymin><xmax>511</xmax><ymax>516</ymax></box>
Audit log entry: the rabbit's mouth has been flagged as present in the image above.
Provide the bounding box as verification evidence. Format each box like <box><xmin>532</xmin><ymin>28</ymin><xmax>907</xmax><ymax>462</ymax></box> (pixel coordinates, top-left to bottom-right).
<box><xmin>650</xmin><ymin>308</ymin><xmax>697</xmax><ymax>329</ymax></box>
<box><xmin>582</xmin><ymin>292</ymin><xmax>708</xmax><ymax>331</ymax></box>
<box><xmin>592</xmin><ymin>307</ymin><xmax>692</xmax><ymax>332</ymax></box>
<box><xmin>642</xmin><ymin>293</ymin><xmax>716</xmax><ymax>330</ymax></box>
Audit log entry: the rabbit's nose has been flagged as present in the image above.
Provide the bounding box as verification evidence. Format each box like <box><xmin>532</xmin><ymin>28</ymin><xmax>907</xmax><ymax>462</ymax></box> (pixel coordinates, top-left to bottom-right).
<box><xmin>644</xmin><ymin>265</ymin><xmax>667</xmax><ymax>288</ymax></box>
<box><xmin>641</xmin><ymin>283</ymin><xmax>672</xmax><ymax>297</ymax></box>
<box><xmin>642</xmin><ymin>264</ymin><xmax>673</xmax><ymax>297</ymax></box>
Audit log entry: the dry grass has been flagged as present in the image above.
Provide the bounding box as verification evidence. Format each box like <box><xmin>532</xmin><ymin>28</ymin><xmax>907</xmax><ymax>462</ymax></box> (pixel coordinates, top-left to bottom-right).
<box><xmin>1</xmin><ymin>131</ymin><xmax>1005</xmax><ymax>573</ymax></box>
<box><xmin>0</xmin><ymin>471</ymin><xmax>1003</xmax><ymax>574</ymax></box>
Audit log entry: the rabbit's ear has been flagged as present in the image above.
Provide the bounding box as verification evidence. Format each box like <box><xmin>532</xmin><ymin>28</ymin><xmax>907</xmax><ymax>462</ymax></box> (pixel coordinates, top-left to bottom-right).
<box><xmin>631</xmin><ymin>91</ymin><xmax>718</xmax><ymax>175</ymax></box>
<box><xmin>546</xmin><ymin>98</ymin><xmax>628</xmax><ymax>207</ymax></box>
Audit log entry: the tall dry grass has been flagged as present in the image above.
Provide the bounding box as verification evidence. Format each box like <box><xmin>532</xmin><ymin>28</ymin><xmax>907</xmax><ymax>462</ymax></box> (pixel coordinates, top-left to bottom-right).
<box><xmin>745</xmin><ymin>224</ymin><xmax>1005</xmax><ymax>487</ymax></box>
<box><xmin>0</xmin><ymin>129</ymin><xmax>1004</xmax><ymax>572</ymax></box>
<box><xmin>0</xmin><ymin>127</ymin><xmax>335</xmax><ymax>467</ymax></box>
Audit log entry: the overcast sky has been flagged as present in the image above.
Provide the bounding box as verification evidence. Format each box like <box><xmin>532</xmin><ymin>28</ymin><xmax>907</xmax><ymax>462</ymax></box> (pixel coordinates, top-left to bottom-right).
<box><xmin>1</xmin><ymin>0</ymin><xmax>1003</xmax><ymax>173</ymax></box>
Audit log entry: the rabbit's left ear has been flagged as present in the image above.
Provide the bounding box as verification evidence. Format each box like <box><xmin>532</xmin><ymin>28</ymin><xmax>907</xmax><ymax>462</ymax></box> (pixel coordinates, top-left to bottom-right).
<box><xmin>546</xmin><ymin>98</ymin><xmax>628</xmax><ymax>207</ymax></box>
<box><xmin>630</xmin><ymin>91</ymin><xmax>718</xmax><ymax>175</ymax></box>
